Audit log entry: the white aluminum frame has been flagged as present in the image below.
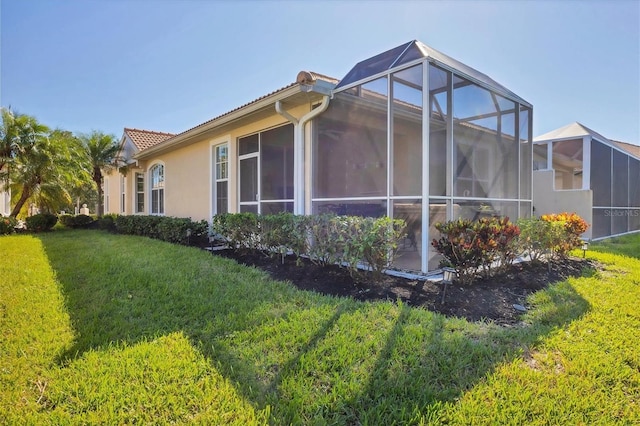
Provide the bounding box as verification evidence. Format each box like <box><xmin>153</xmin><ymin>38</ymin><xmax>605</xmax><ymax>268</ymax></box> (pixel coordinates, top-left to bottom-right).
<box><xmin>312</xmin><ymin>58</ymin><xmax>534</xmax><ymax>273</ymax></box>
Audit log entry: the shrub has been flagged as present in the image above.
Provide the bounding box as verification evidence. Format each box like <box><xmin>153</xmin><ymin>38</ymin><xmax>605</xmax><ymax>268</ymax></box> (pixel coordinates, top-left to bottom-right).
<box><xmin>431</xmin><ymin>218</ymin><xmax>483</xmax><ymax>284</ymax></box>
<box><xmin>431</xmin><ymin>216</ymin><xmax>520</xmax><ymax>283</ymax></box>
<box><xmin>306</xmin><ymin>214</ymin><xmax>344</xmax><ymax>267</ymax></box>
<box><xmin>74</xmin><ymin>214</ymin><xmax>95</xmax><ymax>228</ymax></box>
<box><xmin>113</xmin><ymin>215</ymin><xmax>209</xmax><ymax>245</ymax></box>
<box><xmin>156</xmin><ymin>217</ymin><xmax>209</xmax><ymax>245</ymax></box>
<box><xmin>541</xmin><ymin>212</ymin><xmax>589</xmax><ymax>258</ymax></box>
<box><xmin>97</xmin><ymin>214</ymin><xmax>117</xmax><ymax>232</ymax></box>
<box><xmin>357</xmin><ymin>216</ymin><xmax>406</xmax><ymax>279</ymax></box>
<box><xmin>212</xmin><ymin>213</ymin><xmax>260</xmax><ymax>251</ymax></box>
<box><xmin>260</xmin><ymin>213</ymin><xmax>296</xmax><ymax>263</ymax></box>
<box><xmin>0</xmin><ymin>216</ymin><xmax>17</xmax><ymax>235</ymax></box>
<box><xmin>516</xmin><ymin>217</ymin><xmax>563</xmax><ymax>261</ymax></box>
<box><xmin>60</xmin><ymin>214</ymin><xmax>95</xmax><ymax>229</ymax></box>
<box><xmin>58</xmin><ymin>214</ymin><xmax>75</xmax><ymax>228</ymax></box>
<box><xmin>25</xmin><ymin>213</ymin><xmax>58</xmax><ymax>232</ymax></box>
<box><xmin>115</xmin><ymin>215</ymin><xmax>163</xmax><ymax>238</ymax></box>
<box><xmin>475</xmin><ymin>216</ymin><xmax>520</xmax><ymax>274</ymax></box>
<box><xmin>211</xmin><ymin>212</ymin><xmax>406</xmax><ymax>281</ymax></box>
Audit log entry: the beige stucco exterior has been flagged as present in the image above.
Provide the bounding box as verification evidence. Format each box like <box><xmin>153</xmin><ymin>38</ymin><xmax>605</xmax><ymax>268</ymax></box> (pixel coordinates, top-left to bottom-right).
<box><xmin>104</xmin><ymin>101</ymin><xmax>319</xmax><ymax>222</ymax></box>
<box><xmin>533</xmin><ymin>169</ymin><xmax>593</xmax><ymax>239</ymax></box>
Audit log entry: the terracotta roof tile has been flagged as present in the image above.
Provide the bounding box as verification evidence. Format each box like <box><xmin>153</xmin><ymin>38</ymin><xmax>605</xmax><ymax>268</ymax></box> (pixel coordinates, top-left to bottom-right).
<box><xmin>173</xmin><ymin>71</ymin><xmax>337</xmax><ymax>138</ymax></box>
<box><xmin>124</xmin><ymin>128</ymin><xmax>175</xmax><ymax>151</ymax></box>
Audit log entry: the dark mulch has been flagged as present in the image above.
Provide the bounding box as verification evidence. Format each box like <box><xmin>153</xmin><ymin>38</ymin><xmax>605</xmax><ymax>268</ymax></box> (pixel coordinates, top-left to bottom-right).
<box><xmin>207</xmin><ymin>247</ymin><xmax>598</xmax><ymax>326</ymax></box>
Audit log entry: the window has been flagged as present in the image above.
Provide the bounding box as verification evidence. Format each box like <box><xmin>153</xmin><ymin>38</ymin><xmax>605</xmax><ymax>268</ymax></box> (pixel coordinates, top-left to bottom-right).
<box><xmin>135</xmin><ymin>173</ymin><xmax>144</xmax><ymax>213</ymax></box>
<box><xmin>120</xmin><ymin>175</ymin><xmax>126</xmax><ymax>213</ymax></box>
<box><xmin>150</xmin><ymin>164</ymin><xmax>164</xmax><ymax>215</ymax></box>
<box><xmin>214</xmin><ymin>144</ymin><xmax>228</xmax><ymax>214</ymax></box>
<box><xmin>104</xmin><ymin>178</ymin><xmax>110</xmax><ymax>213</ymax></box>
<box><xmin>238</xmin><ymin>125</ymin><xmax>294</xmax><ymax>214</ymax></box>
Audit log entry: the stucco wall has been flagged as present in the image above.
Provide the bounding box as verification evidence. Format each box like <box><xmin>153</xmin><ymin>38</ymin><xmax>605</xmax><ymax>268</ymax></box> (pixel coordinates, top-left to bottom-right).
<box><xmin>136</xmin><ymin>103</ymin><xmax>313</xmax><ymax>222</ymax></box>
<box><xmin>533</xmin><ymin>169</ymin><xmax>593</xmax><ymax>239</ymax></box>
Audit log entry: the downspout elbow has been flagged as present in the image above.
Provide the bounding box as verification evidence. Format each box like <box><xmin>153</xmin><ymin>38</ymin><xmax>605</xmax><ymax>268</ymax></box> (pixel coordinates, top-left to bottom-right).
<box><xmin>275</xmin><ymin>101</ymin><xmax>299</xmax><ymax>126</ymax></box>
<box><xmin>299</xmin><ymin>95</ymin><xmax>330</xmax><ymax>126</ymax></box>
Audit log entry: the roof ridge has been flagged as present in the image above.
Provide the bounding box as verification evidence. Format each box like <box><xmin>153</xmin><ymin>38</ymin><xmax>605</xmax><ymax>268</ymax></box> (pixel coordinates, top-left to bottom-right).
<box><xmin>308</xmin><ymin>71</ymin><xmax>340</xmax><ymax>83</ymax></box>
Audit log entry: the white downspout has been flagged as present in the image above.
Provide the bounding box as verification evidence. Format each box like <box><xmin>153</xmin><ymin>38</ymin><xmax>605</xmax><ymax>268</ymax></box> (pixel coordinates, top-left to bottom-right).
<box><xmin>276</xmin><ymin>95</ymin><xmax>330</xmax><ymax>215</ymax></box>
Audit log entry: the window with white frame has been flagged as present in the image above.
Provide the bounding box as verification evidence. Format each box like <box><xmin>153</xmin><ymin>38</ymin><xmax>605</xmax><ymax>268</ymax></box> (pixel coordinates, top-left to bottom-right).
<box><xmin>104</xmin><ymin>178</ymin><xmax>110</xmax><ymax>213</ymax></box>
<box><xmin>150</xmin><ymin>164</ymin><xmax>164</xmax><ymax>215</ymax></box>
<box><xmin>120</xmin><ymin>175</ymin><xmax>126</xmax><ymax>213</ymax></box>
<box><xmin>135</xmin><ymin>173</ymin><xmax>144</xmax><ymax>213</ymax></box>
<box><xmin>214</xmin><ymin>144</ymin><xmax>228</xmax><ymax>214</ymax></box>
<box><xmin>238</xmin><ymin>124</ymin><xmax>294</xmax><ymax>214</ymax></box>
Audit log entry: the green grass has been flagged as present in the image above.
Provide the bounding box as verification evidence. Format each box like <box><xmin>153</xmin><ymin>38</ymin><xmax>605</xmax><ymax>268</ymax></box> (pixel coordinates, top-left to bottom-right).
<box><xmin>590</xmin><ymin>232</ymin><xmax>640</xmax><ymax>259</ymax></box>
<box><xmin>1</xmin><ymin>230</ymin><xmax>639</xmax><ymax>424</ymax></box>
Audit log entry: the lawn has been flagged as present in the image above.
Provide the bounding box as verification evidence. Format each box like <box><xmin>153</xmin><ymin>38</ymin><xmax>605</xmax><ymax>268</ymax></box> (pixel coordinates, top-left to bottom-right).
<box><xmin>1</xmin><ymin>230</ymin><xmax>638</xmax><ymax>424</ymax></box>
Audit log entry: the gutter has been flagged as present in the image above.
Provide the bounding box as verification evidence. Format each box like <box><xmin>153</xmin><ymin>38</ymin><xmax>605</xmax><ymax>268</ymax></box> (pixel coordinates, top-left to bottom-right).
<box><xmin>135</xmin><ymin>84</ymin><xmax>305</xmax><ymax>160</ymax></box>
<box><xmin>276</xmin><ymin>94</ymin><xmax>330</xmax><ymax>215</ymax></box>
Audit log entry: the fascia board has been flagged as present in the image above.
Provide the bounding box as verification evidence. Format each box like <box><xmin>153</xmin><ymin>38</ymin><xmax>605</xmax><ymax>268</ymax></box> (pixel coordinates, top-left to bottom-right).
<box><xmin>136</xmin><ymin>85</ymin><xmax>306</xmax><ymax>160</ymax></box>
<box><xmin>533</xmin><ymin>135</ymin><xmax>590</xmax><ymax>144</ymax></box>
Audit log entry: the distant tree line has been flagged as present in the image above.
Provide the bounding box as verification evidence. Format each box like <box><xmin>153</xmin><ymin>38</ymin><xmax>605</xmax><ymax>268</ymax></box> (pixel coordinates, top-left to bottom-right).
<box><xmin>0</xmin><ymin>107</ymin><xmax>120</xmax><ymax>218</ymax></box>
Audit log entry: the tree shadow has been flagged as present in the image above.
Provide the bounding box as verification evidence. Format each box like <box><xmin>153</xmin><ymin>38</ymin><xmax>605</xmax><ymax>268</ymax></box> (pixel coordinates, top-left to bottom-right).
<box><xmin>39</xmin><ymin>232</ymin><xmax>591</xmax><ymax>424</ymax></box>
<box><xmin>343</xmin><ymin>281</ymin><xmax>591</xmax><ymax>423</ymax></box>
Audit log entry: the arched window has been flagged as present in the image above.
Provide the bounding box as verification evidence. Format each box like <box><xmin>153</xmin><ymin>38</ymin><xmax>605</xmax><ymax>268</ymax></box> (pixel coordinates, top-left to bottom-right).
<box><xmin>150</xmin><ymin>164</ymin><xmax>164</xmax><ymax>215</ymax></box>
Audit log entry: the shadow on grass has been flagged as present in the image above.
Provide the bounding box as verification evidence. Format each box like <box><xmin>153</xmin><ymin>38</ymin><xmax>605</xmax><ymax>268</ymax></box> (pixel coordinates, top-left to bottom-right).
<box><xmin>39</xmin><ymin>231</ymin><xmax>591</xmax><ymax>424</ymax></box>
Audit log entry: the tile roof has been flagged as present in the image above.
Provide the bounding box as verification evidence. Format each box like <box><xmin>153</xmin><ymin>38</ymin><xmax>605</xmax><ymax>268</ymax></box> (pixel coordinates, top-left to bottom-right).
<box><xmin>612</xmin><ymin>140</ymin><xmax>640</xmax><ymax>158</ymax></box>
<box><xmin>124</xmin><ymin>128</ymin><xmax>175</xmax><ymax>151</ymax></box>
<box><xmin>172</xmin><ymin>71</ymin><xmax>337</xmax><ymax>139</ymax></box>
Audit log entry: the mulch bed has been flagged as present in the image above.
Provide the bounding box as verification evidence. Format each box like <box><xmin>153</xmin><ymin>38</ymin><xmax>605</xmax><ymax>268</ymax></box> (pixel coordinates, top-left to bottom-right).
<box><xmin>206</xmin><ymin>247</ymin><xmax>597</xmax><ymax>326</ymax></box>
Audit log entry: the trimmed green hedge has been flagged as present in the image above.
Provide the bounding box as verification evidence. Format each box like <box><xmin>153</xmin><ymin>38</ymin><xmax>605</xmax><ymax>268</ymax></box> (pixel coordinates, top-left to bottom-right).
<box><xmin>59</xmin><ymin>214</ymin><xmax>95</xmax><ymax>229</ymax></box>
<box><xmin>114</xmin><ymin>215</ymin><xmax>209</xmax><ymax>246</ymax></box>
<box><xmin>25</xmin><ymin>213</ymin><xmax>58</xmax><ymax>232</ymax></box>
<box><xmin>212</xmin><ymin>212</ymin><xmax>406</xmax><ymax>279</ymax></box>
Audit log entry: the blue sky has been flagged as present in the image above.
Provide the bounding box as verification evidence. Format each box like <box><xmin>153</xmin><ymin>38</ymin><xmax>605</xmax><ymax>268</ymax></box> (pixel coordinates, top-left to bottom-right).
<box><xmin>2</xmin><ymin>0</ymin><xmax>639</xmax><ymax>145</ymax></box>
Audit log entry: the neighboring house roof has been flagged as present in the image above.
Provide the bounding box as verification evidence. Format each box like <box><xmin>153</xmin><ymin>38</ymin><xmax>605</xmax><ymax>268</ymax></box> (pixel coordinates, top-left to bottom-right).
<box><xmin>335</xmin><ymin>40</ymin><xmax>531</xmax><ymax>108</ymax></box>
<box><xmin>534</xmin><ymin>121</ymin><xmax>640</xmax><ymax>160</ymax></box>
<box><xmin>533</xmin><ymin>122</ymin><xmax>610</xmax><ymax>144</ymax></box>
<box><xmin>123</xmin><ymin>128</ymin><xmax>175</xmax><ymax>151</ymax></box>
<box><xmin>135</xmin><ymin>70</ymin><xmax>337</xmax><ymax>160</ymax></box>
<box><xmin>611</xmin><ymin>140</ymin><xmax>640</xmax><ymax>158</ymax></box>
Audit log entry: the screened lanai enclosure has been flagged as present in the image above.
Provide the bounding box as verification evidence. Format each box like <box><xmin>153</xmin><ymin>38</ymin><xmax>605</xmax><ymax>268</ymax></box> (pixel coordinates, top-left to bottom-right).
<box><xmin>312</xmin><ymin>41</ymin><xmax>533</xmax><ymax>272</ymax></box>
<box><xmin>533</xmin><ymin>122</ymin><xmax>640</xmax><ymax>240</ymax></box>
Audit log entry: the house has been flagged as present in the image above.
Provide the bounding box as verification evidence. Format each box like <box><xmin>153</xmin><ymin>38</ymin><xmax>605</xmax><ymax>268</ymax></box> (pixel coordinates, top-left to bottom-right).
<box><xmin>104</xmin><ymin>40</ymin><xmax>533</xmax><ymax>273</ymax></box>
<box><xmin>533</xmin><ymin>122</ymin><xmax>640</xmax><ymax>240</ymax></box>
<box><xmin>104</xmin><ymin>128</ymin><xmax>175</xmax><ymax>215</ymax></box>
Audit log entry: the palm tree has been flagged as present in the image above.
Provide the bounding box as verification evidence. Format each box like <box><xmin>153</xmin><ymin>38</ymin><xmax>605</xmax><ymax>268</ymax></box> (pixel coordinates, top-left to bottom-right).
<box><xmin>9</xmin><ymin>129</ymin><xmax>86</xmax><ymax>217</ymax></box>
<box><xmin>79</xmin><ymin>131</ymin><xmax>120</xmax><ymax>216</ymax></box>
<box><xmin>0</xmin><ymin>108</ymin><xmax>49</xmax><ymax>181</ymax></box>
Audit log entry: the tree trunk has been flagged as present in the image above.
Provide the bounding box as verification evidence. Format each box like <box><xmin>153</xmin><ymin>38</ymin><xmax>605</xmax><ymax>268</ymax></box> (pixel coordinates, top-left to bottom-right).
<box><xmin>10</xmin><ymin>185</ymin><xmax>30</xmax><ymax>217</ymax></box>
<box><xmin>97</xmin><ymin>184</ymin><xmax>103</xmax><ymax>216</ymax></box>
<box><xmin>93</xmin><ymin>167</ymin><xmax>103</xmax><ymax>217</ymax></box>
